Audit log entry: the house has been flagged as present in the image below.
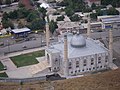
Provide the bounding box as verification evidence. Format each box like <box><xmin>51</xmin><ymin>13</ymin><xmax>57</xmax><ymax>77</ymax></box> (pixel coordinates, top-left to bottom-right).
<box><xmin>85</xmin><ymin>0</ymin><xmax>101</xmax><ymax>7</ymax></box>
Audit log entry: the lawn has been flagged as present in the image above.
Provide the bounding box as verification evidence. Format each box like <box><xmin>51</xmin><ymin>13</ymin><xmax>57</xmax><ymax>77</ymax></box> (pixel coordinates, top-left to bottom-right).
<box><xmin>10</xmin><ymin>50</ymin><xmax>45</xmax><ymax>67</ymax></box>
<box><xmin>0</xmin><ymin>62</ymin><xmax>4</xmax><ymax>71</ymax></box>
<box><xmin>0</xmin><ymin>72</ymin><xmax>8</xmax><ymax>77</ymax></box>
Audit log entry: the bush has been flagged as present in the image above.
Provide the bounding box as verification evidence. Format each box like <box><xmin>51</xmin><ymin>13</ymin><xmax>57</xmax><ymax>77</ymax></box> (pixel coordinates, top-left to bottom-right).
<box><xmin>56</xmin><ymin>15</ymin><xmax>65</xmax><ymax>21</ymax></box>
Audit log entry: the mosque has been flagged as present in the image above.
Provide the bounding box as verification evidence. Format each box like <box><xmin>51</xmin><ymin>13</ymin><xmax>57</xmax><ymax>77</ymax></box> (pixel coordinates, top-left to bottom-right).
<box><xmin>43</xmin><ymin>15</ymin><xmax>113</xmax><ymax>78</ymax></box>
<box><xmin>31</xmin><ymin>16</ymin><xmax>113</xmax><ymax>78</ymax></box>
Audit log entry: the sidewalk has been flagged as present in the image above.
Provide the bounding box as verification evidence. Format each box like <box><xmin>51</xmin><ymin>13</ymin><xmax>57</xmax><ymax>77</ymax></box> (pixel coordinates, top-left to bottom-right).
<box><xmin>0</xmin><ymin>46</ymin><xmax>45</xmax><ymax>59</ymax></box>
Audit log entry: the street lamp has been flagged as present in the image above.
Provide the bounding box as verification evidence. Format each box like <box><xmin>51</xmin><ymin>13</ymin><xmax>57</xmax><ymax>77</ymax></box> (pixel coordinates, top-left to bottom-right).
<box><xmin>6</xmin><ymin>40</ymin><xmax>10</xmax><ymax>53</ymax></box>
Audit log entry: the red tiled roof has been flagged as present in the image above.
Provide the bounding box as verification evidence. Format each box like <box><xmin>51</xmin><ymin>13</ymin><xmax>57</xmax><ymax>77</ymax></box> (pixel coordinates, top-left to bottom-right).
<box><xmin>20</xmin><ymin>0</ymin><xmax>34</xmax><ymax>10</ymax></box>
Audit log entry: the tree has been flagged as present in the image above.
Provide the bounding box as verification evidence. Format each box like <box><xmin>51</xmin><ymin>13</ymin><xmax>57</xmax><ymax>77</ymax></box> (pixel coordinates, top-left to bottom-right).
<box><xmin>49</xmin><ymin>20</ymin><xmax>58</xmax><ymax>34</ymax></box>
<box><xmin>70</xmin><ymin>14</ymin><xmax>81</xmax><ymax>21</ymax></box>
<box><xmin>5</xmin><ymin>0</ymin><xmax>11</xmax><ymax>5</ymax></box>
<box><xmin>18</xmin><ymin>2</ymin><xmax>25</xmax><ymax>8</ymax></box>
<box><xmin>2</xmin><ymin>12</ymin><xmax>9</xmax><ymax>20</ymax></box>
<box><xmin>9</xmin><ymin>10</ymin><xmax>18</xmax><ymax>19</ymax></box>
<box><xmin>26</xmin><ymin>13</ymin><xmax>38</xmax><ymax>22</ymax></box>
<box><xmin>0</xmin><ymin>0</ymin><xmax>3</xmax><ymax>5</ymax></box>
<box><xmin>107</xmin><ymin>7</ymin><xmax>119</xmax><ymax>15</ymax></box>
<box><xmin>91</xmin><ymin>3</ymin><xmax>96</xmax><ymax>10</ymax></box>
<box><xmin>65</xmin><ymin>8</ymin><xmax>74</xmax><ymax>17</ymax></box>
<box><xmin>2</xmin><ymin>20</ymin><xmax>14</xmax><ymax>29</ymax></box>
<box><xmin>28</xmin><ymin>18</ymin><xmax>45</xmax><ymax>30</ymax></box>
<box><xmin>56</xmin><ymin>15</ymin><xmax>65</xmax><ymax>21</ymax></box>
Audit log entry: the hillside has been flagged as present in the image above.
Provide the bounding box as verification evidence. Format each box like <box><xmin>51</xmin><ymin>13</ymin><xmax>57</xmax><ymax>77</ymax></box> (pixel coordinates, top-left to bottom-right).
<box><xmin>0</xmin><ymin>68</ymin><xmax>120</xmax><ymax>90</ymax></box>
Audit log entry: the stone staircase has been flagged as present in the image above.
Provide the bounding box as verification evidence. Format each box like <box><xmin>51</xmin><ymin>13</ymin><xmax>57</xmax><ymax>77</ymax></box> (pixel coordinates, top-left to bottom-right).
<box><xmin>29</xmin><ymin>60</ymin><xmax>49</xmax><ymax>75</ymax></box>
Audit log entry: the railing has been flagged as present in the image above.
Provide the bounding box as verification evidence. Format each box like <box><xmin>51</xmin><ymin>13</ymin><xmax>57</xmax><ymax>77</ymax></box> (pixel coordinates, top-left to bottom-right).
<box><xmin>0</xmin><ymin>76</ymin><xmax>46</xmax><ymax>83</ymax></box>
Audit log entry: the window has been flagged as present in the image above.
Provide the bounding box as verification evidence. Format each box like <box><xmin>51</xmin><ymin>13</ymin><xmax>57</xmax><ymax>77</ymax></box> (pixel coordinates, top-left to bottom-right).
<box><xmin>89</xmin><ymin>68</ymin><xmax>91</xmax><ymax>70</ymax></box>
<box><xmin>68</xmin><ymin>62</ymin><xmax>72</xmax><ymax>69</ymax></box>
<box><xmin>83</xmin><ymin>59</ymin><xmax>87</xmax><ymax>66</ymax></box>
<box><xmin>105</xmin><ymin>56</ymin><xmax>108</xmax><ymax>62</ymax></box>
<box><xmin>82</xmin><ymin>69</ymin><xmax>84</xmax><ymax>71</ymax></box>
<box><xmin>76</xmin><ymin>61</ymin><xmax>79</xmax><ymax>68</ymax></box>
<box><xmin>71</xmin><ymin>71</ymin><xmax>73</xmax><ymax>74</ymax></box>
<box><xmin>78</xmin><ymin>70</ymin><xmax>80</xmax><ymax>72</ymax></box>
<box><xmin>100</xmin><ymin>66</ymin><xmax>102</xmax><ymax>68</ymax></box>
<box><xmin>91</xmin><ymin>58</ymin><xmax>94</xmax><ymax>65</ymax></box>
<box><xmin>93</xmin><ymin>67</ymin><xmax>95</xmax><ymax>69</ymax></box>
<box><xmin>98</xmin><ymin>57</ymin><xmax>101</xmax><ymax>63</ymax></box>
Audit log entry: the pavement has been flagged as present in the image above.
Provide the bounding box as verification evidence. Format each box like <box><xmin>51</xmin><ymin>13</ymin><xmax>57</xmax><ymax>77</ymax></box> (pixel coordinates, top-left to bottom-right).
<box><xmin>0</xmin><ymin>46</ymin><xmax>47</xmax><ymax>78</ymax></box>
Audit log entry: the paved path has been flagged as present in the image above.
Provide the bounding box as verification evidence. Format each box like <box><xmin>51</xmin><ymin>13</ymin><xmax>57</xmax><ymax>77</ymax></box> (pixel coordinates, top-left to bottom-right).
<box><xmin>1</xmin><ymin>58</ymin><xmax>17</xmax><ymax>71</ymax></box>
<box><xmin>0</xmin><ymin>46</ymin><xmax>45</xmax><ymax>59</ymax></box>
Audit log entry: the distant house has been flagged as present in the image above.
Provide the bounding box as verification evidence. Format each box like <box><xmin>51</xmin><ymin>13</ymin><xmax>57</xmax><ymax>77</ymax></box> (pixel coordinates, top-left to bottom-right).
<box><xmin>85</xmin><ymin>0</ymin><xmax>101</xmax><ymax>7</ymax></box>
<box><xmin>19</xmin><ymin>0</ymin><xmax>34</xmax><ymax>10</ymax></box>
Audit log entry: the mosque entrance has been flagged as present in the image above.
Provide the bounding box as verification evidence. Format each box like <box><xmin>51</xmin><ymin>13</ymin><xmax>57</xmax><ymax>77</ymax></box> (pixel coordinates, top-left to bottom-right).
<box><xmin>47</xmin><ymin>54</ymin><xmax>50</xmax><ymax>64</ymax></box>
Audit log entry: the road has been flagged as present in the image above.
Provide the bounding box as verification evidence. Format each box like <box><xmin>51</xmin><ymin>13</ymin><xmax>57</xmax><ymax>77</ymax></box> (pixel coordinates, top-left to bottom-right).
<box><xmin>0</xmin><ymin>29</ymin><xmax>120</xmax><ymax>54</ymax></box>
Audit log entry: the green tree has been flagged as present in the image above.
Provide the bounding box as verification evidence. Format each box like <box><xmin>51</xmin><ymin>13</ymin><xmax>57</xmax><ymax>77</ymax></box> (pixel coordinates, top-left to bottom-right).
<box><xmin>28</xmin><ymin>18</ymin><xmax>45</xmax><ymax>30</ymax></box>
<box><xmin>5</xmin><ymin>0</ymin><xmax>11</xmax><ymax>5</ymax></box>
<box><xmin>91</xmin><ymin>3</ymin><xmax>96</xmax><ymax>10</ymax></box>
<box><xmin>65</xmin><ymin>8</ymin><xmax>74</xmax><ymax>17</ymax></box>
<box><xmin>107</xmin><ymin>7</ymin><xmax>119</xmax><ymax>15</ymax></box>
<box><xmin>9</xmin><ymin>10</ymin><xmax>18</xmax><ymax>19</ymax></box>
<box><xmin>49</xmin><ymin>20</ymin><xmax>58</xmax><ymax>34</ymax></box>
<box><xmin>0</xmin><ymin>0</ymin><xmax>3</xmax><ymax>5</ymax></box>
<box><xmin>2</xmin><ymin>12</ymin><xmax>9</xmax><ymax>20</ymax></box>
<box><xmin>70</xmin><ymin>14</ymin><xmax>81</xmax><ymax>21</ymax></box>
<box><xmin>2</xmin><ymin>20</ymin><xmax>14</xmax><ymax>29</ymax></box>
<box><xmin>18</xmin><ymin>2</ymin><xmax>25</xmax><ymax>8</ymax></box>
<box><xmin>56</xmin><ymin>15</ymin><xmax>65</xmax><ymax>21</ymax></box>
<box><xmin>26</xmin><ymin>13</ymin><xmax>38</xmax><ymax>22</ymax></box>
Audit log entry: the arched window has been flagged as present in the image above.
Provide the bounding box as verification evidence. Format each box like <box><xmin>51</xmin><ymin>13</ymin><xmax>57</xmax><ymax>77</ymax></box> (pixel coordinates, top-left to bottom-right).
<box><xmin>68</xmin><ymin>62</ymin><xmax>72</xmax><ymax>69</ymax></box>
<box><xmin>83</xmin><ymin>59</ymin><xmax>87</xmax><ymax>66</ymax></box>
<box><xmin>105</xmin><ymin>56</ymin><xmax>108</xmax><ymax>62</ymax></box>
<box><xmin>91</xmin><ymin>58</ymin><xmax>94</xmax><ymax>65</ymax></box>
<box><xmin>98</xmin><ymin>57</ymin><xmax>101</xmax><ymax>63</ymax></box>
<box><xmin>76</xmin><ymin>61</ymin><xmax>79</xmax><ymax>68</ymax></box>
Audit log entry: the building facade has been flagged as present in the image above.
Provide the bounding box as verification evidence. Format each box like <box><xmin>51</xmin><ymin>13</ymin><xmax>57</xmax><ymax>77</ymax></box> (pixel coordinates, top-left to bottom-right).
<box><xmin>45</xmin><ymin>33</ymin><xmax>109</xmax><ymax>77</ymax></box>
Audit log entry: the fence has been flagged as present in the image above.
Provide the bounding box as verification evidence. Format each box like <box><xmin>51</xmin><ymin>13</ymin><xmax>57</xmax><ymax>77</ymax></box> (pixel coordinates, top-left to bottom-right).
<box><xmin>0</xmin><ymin>76</ymin><xmax>46</xmax><ymax>83</ymax></box>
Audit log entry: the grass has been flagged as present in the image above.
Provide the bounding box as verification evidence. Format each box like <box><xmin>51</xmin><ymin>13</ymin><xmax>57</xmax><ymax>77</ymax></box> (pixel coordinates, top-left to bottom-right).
<box><xmin>10</xmin><ymin>50</ymin><xmax>45</xmax><ymax>67</ymax></box>
<box><xmin>0</xmin><ymin>62</ymin><xmax>4</xmax><ymax>71</ymax></box>
<box><xmin>0</xmin><ymin>72</ymin><xmax>8</xmax><ymax>77</ymax></box>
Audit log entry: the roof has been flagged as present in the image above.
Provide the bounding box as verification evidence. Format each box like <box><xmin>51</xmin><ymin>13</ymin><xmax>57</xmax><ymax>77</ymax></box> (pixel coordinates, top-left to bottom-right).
<box><xmin>20</xmin><ymin>0</ymin><xmax>34</xmax><ymax>10</ymax></box>
<box><xmin>47</xmin><ymin>34</ymin><xmax>108</xmax><ymax>59</ymax></box>
<box><xmin>40</xmin><ymin>3</ymin><xmax>50</xmax><ymax>9</ymax></box>
<box><xmin>57</xmin><ymin>22</ymin><xmax>80</xmax><ymax>29</ymax></box>
<box><xmin>12</xmin><ymin>28</ymin><xmax>31</xmax><ymax>34</ymax></box>
<box><xmin>101</xmin><ymin>16</ymin><xmax>120</xmax><ymax>23</ymax></box>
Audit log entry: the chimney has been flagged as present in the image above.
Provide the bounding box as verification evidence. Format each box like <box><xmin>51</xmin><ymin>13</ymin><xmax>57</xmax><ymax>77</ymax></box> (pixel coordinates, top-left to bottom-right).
<box><xmin>109</xmin><ymin>28</ymin><xmax>113</xmax><ymax>63</ymax></box>
<box><xmin>46</xmin><ymin>22</ymin><xmax>50</xmax><ymax>47</ymax></box>
<box><xmin>87</xmin><ymin>14</ymin><xmax>91</xmax><ymax>38</ymax></box>
<box><xmin>64</xmin><ymin>35</ymin><xmax>68</xmax><ymax>76</ymax></box>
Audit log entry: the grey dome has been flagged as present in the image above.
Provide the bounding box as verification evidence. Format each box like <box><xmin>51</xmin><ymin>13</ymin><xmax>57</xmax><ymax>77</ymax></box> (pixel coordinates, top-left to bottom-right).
<box><xmin>70</xmin><ymin>34</ymin><xmax>86</xmax><ymax>48</ymax></box>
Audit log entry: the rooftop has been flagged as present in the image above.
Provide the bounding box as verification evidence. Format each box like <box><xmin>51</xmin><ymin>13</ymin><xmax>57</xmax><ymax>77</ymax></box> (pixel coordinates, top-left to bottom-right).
<box><xmin>12</xmin><ymin>28</ymin><xmax>31</xmax><ymax>34</ymax></box>
<box><xmin>47</xmin><ymin>34</ymin><xmax>108</xmax><ymax>59</ymax></box>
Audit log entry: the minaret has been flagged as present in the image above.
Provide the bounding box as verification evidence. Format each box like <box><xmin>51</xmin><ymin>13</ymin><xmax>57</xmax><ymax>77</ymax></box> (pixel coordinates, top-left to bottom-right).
<box><xmin>64</xmin><ymin>35</ymin><xmax>68</xmax><ymax>77</ymax></box>
<box><xmin>46</xmin><ymin>22</ymin><xmax>50</xmax><ymax>47</ymax></box>
<box><xmin>87</xmin><ymin>14</ymin><xmax>91</xmax><ymax>38</ymax></box>
<box><xmin>109</xmin><ymin>28</ymin><xmax>113</xmax><ymax>63</ymax></box>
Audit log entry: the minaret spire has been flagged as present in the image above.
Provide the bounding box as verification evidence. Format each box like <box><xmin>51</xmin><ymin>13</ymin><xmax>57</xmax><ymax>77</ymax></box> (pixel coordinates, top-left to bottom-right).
<box><xmin>87</xmin><ymin>14</ymin><xmax>91</xmax><ymax>38</ymax></box>
<box><xmin>46</xmin><ymin>20</ymin><xmax>50</xmax><ymax>47</ymax></box>
<box><xmin>64</xmin><ymin>35</ymin><xmax>68</xmax><ymax>77</ymax></box>
<box><xmin>109</xmin><ymin>27</ymin><xmax>113</xmax><ymax>63</ymax></box>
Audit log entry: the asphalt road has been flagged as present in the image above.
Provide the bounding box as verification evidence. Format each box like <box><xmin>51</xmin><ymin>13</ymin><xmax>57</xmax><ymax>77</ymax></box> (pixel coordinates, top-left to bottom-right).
<box><xmin>0</xmin><ymin>29</ymin><xmax>120</xmax><ymax>54</ymax></box>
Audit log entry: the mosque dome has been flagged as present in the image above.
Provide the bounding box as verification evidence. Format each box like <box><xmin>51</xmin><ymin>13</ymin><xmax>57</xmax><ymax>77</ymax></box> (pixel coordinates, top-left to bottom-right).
<box><xmin>70</xmin><ymin>34</ymin><xmax>86</xmax><ymax>48</ymax></box>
